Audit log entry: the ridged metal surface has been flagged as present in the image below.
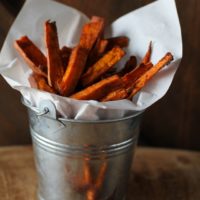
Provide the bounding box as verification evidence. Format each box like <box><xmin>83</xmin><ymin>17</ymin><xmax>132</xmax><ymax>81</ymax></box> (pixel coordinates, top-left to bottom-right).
<box><xmin>25</xmin><ymin>101</ymin><xmax>142</xmax><ymax>200</ymax></box>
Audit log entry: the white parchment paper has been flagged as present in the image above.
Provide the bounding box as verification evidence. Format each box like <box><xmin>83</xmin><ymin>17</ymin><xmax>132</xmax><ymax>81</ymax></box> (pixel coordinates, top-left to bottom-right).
<box><xmin>0</xmin><ymin>0</ymin><xmax>182</xmax><ymax>120</ymax></box>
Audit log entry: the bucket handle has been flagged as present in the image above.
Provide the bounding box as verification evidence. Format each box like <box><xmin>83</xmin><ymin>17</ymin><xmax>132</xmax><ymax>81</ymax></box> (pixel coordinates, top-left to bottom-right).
<box><xmin>24</xmin><ymin>99</ymin><xmax>66</xmax><ymax>127</ymax></box>
<box><xmin>31</xmin><ymin>106</ymin><xmax>49</xmax><ymax>116</ymax></box>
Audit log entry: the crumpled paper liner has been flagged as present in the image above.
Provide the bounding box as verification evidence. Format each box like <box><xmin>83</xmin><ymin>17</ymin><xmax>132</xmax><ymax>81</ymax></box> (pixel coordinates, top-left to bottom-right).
<box><xmin>0</xmin><ymin>0</ymin><xmax>182</xmax><ymax>120</ymax></box>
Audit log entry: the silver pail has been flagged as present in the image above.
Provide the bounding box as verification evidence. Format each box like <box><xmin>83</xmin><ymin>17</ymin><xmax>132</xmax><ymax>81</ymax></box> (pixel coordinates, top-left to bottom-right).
<box><xmin>23</xmin><ymin>99</ymin><xmax>143</xmax><ymax>200</ymax></box>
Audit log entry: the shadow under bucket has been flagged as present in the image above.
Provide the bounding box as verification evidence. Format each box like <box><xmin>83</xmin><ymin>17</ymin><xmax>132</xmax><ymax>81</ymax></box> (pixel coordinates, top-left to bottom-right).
<box><xmin>22</xmin><ymin>98</ymin><xmax>143</xmax><ymax>200</ymax></box>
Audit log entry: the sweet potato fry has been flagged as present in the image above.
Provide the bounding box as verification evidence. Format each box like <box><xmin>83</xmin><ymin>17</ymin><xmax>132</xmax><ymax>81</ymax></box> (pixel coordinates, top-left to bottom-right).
<box><xmin>81</xmin><ymin>47</ymin><xmax>125</xmax><ymax>87</ymax></box>
<box><xmin>122</xmin><ymin>62</ymin><xmax>153</xmax><ymax>90</ymax></box>
<box><xmin>71</xmin><ymin>75</ymin><xmax>123</xmax><ymax>100</ymax></box>
<box><xmin>97</xmin><ymin>39</ymin><xmax>108</xmax><ymax>56</ymax></box>
<box><xmin>14</xmin><ymin>36</ymin><xmax>47</xmax><ymax>77</ymax></box>
<box><xmin>29</xmin><ymin>73</ymin><xmax>55</xmax><ymax>93</ymax></box>
<box><xmin>86</xmin><ymin>39</ymin><xmax>108</xmax><ymax>67</ymax></box>
<box><xmin>119</xmin><ymin>56</ymin><xmax>137</xmax><ymax>76</ymax></box>
<box><xmin>101</xmin><ymin>88</ymin><xmax>128</xmax><ymax>102</ymax></box>
<box><xmin>80</xmin><ymin>17</ymin><xmax>105</xmax><ymax>51</ymax></box>
<box><xmin>45</xmin><ymin>21</ymin><xmax>64</xmax><ymax>90</ymax></box>
<box><xmin>142</xmin><ymin>41</ymin><xmax>152</xmax><ymax>64</ymax></box>
<box><xmin>59</xmin><ymin>46</ymin><xmax>88</xmax><ymax>96</ymax></box>
<box><xmin>129</xmin><ymin>52</ymin><xmax>174</xmax><ymax>99</ymax></box>
<box><xmin>60</xmin><ymin>46</ymin><xmax>72</xmax><ymax>68</ymax></box>
<box><xmin>91</xmin><ymin>16</ymin><xmax>104</xmax><ymax>24</ymax></box>
<box><xmin>106</xmin><ymin>36</ymin><xmax>129</xmax><ymax>51</ymax></box>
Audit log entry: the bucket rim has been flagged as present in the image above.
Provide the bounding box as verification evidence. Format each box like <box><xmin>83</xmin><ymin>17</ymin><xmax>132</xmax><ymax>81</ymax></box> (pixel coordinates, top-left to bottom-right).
<box><xmin>22</xmin><ymin>97</ymin><xmax>145</xmax><ymax>124</ymax></box>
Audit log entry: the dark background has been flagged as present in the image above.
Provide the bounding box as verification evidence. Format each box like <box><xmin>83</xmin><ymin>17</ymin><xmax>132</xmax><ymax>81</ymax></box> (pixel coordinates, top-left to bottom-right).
<box><xmin>0</xmin><ymin>0</ymin><xmax>199</xmax><ymax>150</ymax></box>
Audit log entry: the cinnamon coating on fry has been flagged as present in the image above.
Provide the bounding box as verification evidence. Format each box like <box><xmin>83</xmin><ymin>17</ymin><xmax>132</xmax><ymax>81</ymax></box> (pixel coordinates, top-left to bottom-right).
<box><xmin>15</xmin><ymin>16</ymin><xmax>174</xmax><ymax>102</ymax></box>
<box><xmin>86</xmin><ymin>39</ymin><xmax>108</xmax><ymax>67</ymax></box>
<box><xmin>80</xmin><ymin>17</ymin><xmax>105</xmax><ymax>51</ymax></box>
<box><xmin>59</xmin><ymin>46</ymin><xmax>88</xmax><ymax>96</ymax></box>
<box><xmin>122</xmin><ymin>62</ymin><xmax>153</xmax><ymax>90</ymax></box>
<box><xmin>101</xmin><ymin>88</ymin><xmax>128</xmax><ymax>102</ymax></box>
<box><xmin>106</xmin><ymin>36</ymin><xmax>129</xmax><ymax>50</ymax></box>
<box><xmin>118</xmin><ymin>56</ymin><xmax>137</xmax><ymax>76</ymax></box>
<box><xmin>129</xmin><ymin>53</ymin><xmax>174</xmax><ymax>99</ymax></box>
<box><xmin>29</xmin><ymin>73</ymin><xmax>55</xmax><ymax>93</ymax></box>
<box><xmin>142</xmin><ymin>41</ymin><xmax>152</xmax><ymax>64</ymax></box>
<box><xmin>81</xmin><ymin>47</ymin><xmax>125</xmax><ymax>87</ymax></box>
<box><xmin>14</xmin><ymin>36</ymin><xmax>47</xmax><ymax>77</ymax></box>
<box><xmin>60</xmin><ymin>46</ymin><xmax>72</xmax><ymax>68</ymax></box>
<box><xmin>71</xmin><ymin>75</ymin><xmax>124</xmax><ymax>100</ymax></box>
<box><xmin>45</xmin><ymin>21</ymin><xmax>64</xmax><ymax>90</ymax></box>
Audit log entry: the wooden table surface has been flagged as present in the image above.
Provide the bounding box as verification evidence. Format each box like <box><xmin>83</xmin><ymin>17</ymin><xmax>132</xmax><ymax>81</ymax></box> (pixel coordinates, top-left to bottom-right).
<box><xmin>0</xmin><ymin>146</ymin><xmax>200</xmax><ymax>200</ymax></box>
<box><xmin>0</xmin><ymin>0</ymin><xmax>200</xmax><ymax>150</ymax></box>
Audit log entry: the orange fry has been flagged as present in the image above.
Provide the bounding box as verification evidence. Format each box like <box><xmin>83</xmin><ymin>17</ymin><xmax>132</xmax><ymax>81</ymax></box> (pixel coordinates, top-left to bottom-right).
<box><xmin>60</xmin><ymin>46</ymin><xmax>72</xmax><ymax>68</ymax></box>
<box><xmin>129</xmin><ymin>53</ymin><xmax>174</xmax><ymax>99</ymax></box>
<box><xmin>59</xmin><ymin>46</ymin><xmax>88</xmax><ymax>96</ymax></box>
<box><xmin>106</xmin><ymin>36</ymin><xmax>129</xmax><ymax>50</ymax></box>
<box><xmin>87</xmin><ymin>39</ymin><xmax>108</xmax><ymax>67</ymax></box>
<box><xmin>122</xmin><ymin>62</ymin><xmax>153</xmax><ymax>89</ymax></box>
<box><xmin>80</xmin><ymin>16</ymin><xmax>105</xmax><ymax>51</ymax></box>
<box><xmin>71</xmin><ymin>75</ymin><xmax>123</xmax><ymax>100</ymax></box>
<box><xmin>101</xmin><ymin>88</ymin><xmax>128</xmax><ymax>102</ymax></box>
<box><xmin>45</xmin><ymin>21</ymin><xmax>64</xmax><ymax>90</ymax></box>
<box><xmin>29</xmin><ymin>73</ymin><xmax>55</xmax><ymax>93</ymax></box>
<box><xmin>14</xmin><ymin>36</ymin><xmax>47</xmax><ymax>77</ymax></box>
<box><xmin>142</xmin><ymin>41</ymin><xmax>152</xmax><ymax>64</ymax></box>
<box><xmin>81</xmin><ymin>47</ymin><xmax>125</xmax><ymax>87</ymax></box>
<box><xmin>119</xmin><ymin>56</ymin><xmax>137</xmax><ymax>76</ymax></box>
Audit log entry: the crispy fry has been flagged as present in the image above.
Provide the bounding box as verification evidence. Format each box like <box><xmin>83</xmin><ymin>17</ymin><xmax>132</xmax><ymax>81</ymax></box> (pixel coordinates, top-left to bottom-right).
<box><xmin>101</xmin><ymin>88</ymin><xmax>128</xmax><ymax>102</ymax></box>
<box><xmin>81</xmin><ymin>47</ymin><xmax>125</xmax><ymax>87</ymax></box>
<box><xmin>106</xmin><ymin>36</ymin><xmax>129</xmax><ymax>50</ymax></box>
<box><xmin>97</xmin><ymin>39</ymin><xmax>108</xmax><ymax>56</ymax></box>
<box><xmin>59</xmin><ymin>17</ymin><xmax>105</xmax><ymax>96</ymax></box>
<box><xmin>80</xmin><ymin>17</ymin><xmax>105</xmax><ymax>51</ymax></box>
<box><xmin>129</xmin><ymin>53</ymin><xmax>174</xmax><ymax>99</ymax></box>
<box><xmin>45</xmin><ymin>21</ymin><xmax>64</xmax><ymax>90</ymax></box>
<box><xmin>71</xmin><ymin>75</ymin><xmax>123</xmax><ymax>100</ymax></box>
<box><xmin>15</xmin><ymin>17</ymin><xmax>174</xmax><ymax>102</ymax></box>
<box><xmin>91</xmin><ymin>16</ymin><xmax>104</xmax><ymax>24</ymax></box>
<box><xmin>122</xmin><ymin>62</ymin><xmax>153</xmax><ymax>90</ymax></box>
<box><xmin>87</xmin><ymin>39</ymin><xmax>108</xmax><ymax>67</ymax></box>
<box><xmin>14</xmin><ymin>36</ymin><xmax>47</xmax><ymax>77</ymax></box>
<box><xmin>59</xmin><ymin>46</ymin><xmax>88</xmax><ymax>96</ymax></box>
<box><xmin>142</xmin><ymin>41</ymin><xmax>152</xmax><ymax>64</ymax></box>
<box><xmin>119</xmin><ymin>56</ymin><xmax>137</xmax><ymax>76</ymax></box>
<box><xmin>29</xmin><ymin>73</ymin><xmax>55</xmax><ymax>93</ymax></box>
<box><xmin>60</xmin><ymin>46</ymin><xmax>72</xmax><ymax>68</ymax></box>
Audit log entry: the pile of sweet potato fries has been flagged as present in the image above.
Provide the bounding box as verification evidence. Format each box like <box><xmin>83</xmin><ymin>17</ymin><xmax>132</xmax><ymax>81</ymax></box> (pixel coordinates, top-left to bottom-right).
<box><xmin>14</xmin><ymin>16</ymin><xmax>173</xmax><ymax>102</ymax></box>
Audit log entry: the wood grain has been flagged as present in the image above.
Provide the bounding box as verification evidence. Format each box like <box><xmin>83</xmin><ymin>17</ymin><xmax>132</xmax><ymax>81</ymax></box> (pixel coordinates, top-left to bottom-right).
<box><xmin>0</xmin><ymin>146</ymin><xmax>36</xmax><ymax>200</ymax></box>
<box><xmin>0</xmin><ymin>0</ymin><xmax>200</xmax><ymax>150</ymax></box>
<box><xmin>0</xmin><ymin>146</ymin><xmax>200</xmax><ymax>200</ymax></box>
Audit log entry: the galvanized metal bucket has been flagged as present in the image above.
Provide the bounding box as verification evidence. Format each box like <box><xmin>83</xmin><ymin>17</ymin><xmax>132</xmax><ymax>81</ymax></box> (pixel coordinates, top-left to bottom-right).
<box><xmin>22</xmin><ymin>99</ymin><xmax>143</xmax><ymax>200</ymax></box>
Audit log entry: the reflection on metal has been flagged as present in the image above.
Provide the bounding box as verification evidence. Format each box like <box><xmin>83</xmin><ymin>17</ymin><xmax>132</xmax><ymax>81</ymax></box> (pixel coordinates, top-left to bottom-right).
<box><xmin>24</xmin><ymin>100</ymin><xmax>142</xmax><ymax>200</ymax></box>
